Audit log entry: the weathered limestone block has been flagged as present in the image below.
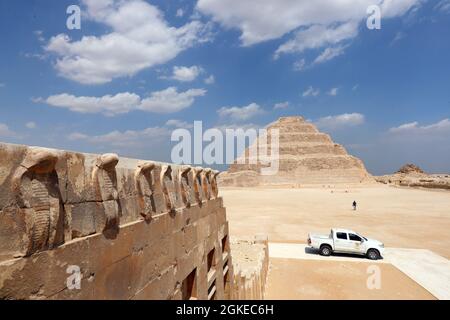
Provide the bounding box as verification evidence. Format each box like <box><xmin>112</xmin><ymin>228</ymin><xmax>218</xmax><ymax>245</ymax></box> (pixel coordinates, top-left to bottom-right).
<box><xmin>231</xmin><ymin>236</ymin><xmax>269</xmax><ymax>300</ymax></box>
<box><xmin>171</xmin><ymin>166</ymin><xmax>184</xmax><ymax>209</ymax></box>
<box><xmin>92</xmin><ymin>153</ymin><xmax>119</xmax><ymax>201</ymax></box>
<box><xmin>161</xmin><ymin>165</ymin><xmax>177</xmax><ymax>213</ymax></box>
<box><xmin>118</xmin><ymin>195</ymin><xmax>140</xmax><ymax>225</ymax></box>
<box><xmin>64</xmin><ymin>152</ymin><xmax>86</xmax><ymax>204</ymax></box>
<box><xmin>65</xmin><ymin>202</ymin><xmax>96</xmax><ymax>239</ymax></box>
<box><xmin>176</xmin><ymin>223</ymin><xmax>198</xmax><ymax>257</ymax></box>
<box><xmin>211</xmin><ymin>170</ymin><xmax>220</xmax><ymax>199</ymax></box>
<box><xmin>10</xmin><ymin>148</ymin><xmax>66</xmax><ymax>256</ymax></box>
<box><xmin>132</xmin><ymin>235</ymin><xmax>176</xmax><ymax>292</ymax></box>
<box><xmin>0</xmin><ymin>143</ymin><xmax>28</xmax><ymax>211</ymax></box>
<box><xmin>193</xmin><ymin>167</ymin><xmax>204</xmax><ymax>205</ymax></box>
<box><xmin>94</xmin><ymin>200</ymin><xmax>120</xmax><ymax>234</ymax></box>
<box><xmin>131</xmin><ymin>265</ymin><xmax>177</xmax><ymax>300</ymax></box>
<box><xmin>175</xmin><ymin>245</ymin><xmax>203</xmax><ymax>285</ymax></box>
<box><xmin>117</xmin><ymin>167</ymin><xmax>138</xmax><ymax>199</ymax></box>
<box><xmin>92</xmin><ymin>153</ymin><xmax>120</xmax><ymax>232</ymax></box>
<box><xmin>0</xmin><ymin>208</ymin><xmax>27</xmax><ymax>261</ymax></box>
<box><xmin>201</xmin><ymin>169</ymin><xmax>213</xmax><ymax>201</ymax></box>
<box><xmin>147</xmin><ymin>164</ymin><xmax>167</xmax><ymax>215</ymax></box>
<box><xmin>172</xmin><ymin>205</ymin><xmax>200</xmax><ymax>233</ymax></box>
<box><xmin>116</xmin><ymin>163</ymin><xmax>141</xmax><ymax>224</ymax></box>
<box><xmin>0</xmin><ymin>237</ymin><xmax>91</xmax><ymax>299</ymax></box>
<box><xmin>135</xmin><ymin>162</ymin><xmax>156</xmax><ymax>221</ymax></box>
<box><xmin>91</xmin><ymin>255</ymin><xmax>137</xmax><ymax>300</ymax></box>
<box><xmin>180</xmin><ymin>166</ymin><xmax>197</xmax><ymax>208</ymax></box>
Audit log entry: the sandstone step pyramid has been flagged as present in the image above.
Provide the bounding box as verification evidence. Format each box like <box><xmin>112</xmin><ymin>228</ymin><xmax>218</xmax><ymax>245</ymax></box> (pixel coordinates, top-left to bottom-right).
<box><xmin>219</xmin><ymin>116</ymin><xmax>374</xmax><ymax>187</ymax></box>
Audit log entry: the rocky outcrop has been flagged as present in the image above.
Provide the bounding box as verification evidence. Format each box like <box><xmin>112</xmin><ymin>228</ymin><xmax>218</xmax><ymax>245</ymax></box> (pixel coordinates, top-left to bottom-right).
<box><xmin>397</xmin><ymin>164</ymin><xmax>425</xmax><ymax>175</ymax></box>
<box><xmin>219</xmin><ymin>116</ymin><xmax>374</xmax><ymax>187</ymax></box>
<box><xmin>376</xmin><ymin>164</ymin><xmax>450</xmax><ymax>190</ymax></box>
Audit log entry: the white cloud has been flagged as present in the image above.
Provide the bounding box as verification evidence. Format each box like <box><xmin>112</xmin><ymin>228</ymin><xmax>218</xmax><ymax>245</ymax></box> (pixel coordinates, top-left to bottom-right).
<box><xmin>204</xmin><ymin>75</ymin><xmax>215</xmax><ymax>84</ymax></box>
<box><xmin>171</xmin><ymin>65</ymin><xmax>203</xmax><ymax>82</ymax></box>
<box><xmin>213</xmin><ymin>122</ymin><xmax>262</xmax><ymax>135</ymax></box>
<box><xmin>26</xmin><ymin>122</ymin><xmax>37</xmax><ymax>129</ymax></box>
<box><xmin>45</xmin><ymin>0</ymin><xmax>212</xmax><ymax>84</ymax></box>
<box><xmin>313</xmin><ymin>45</ymin><xmax>347</xmax><ymax>65</ymax></box>
<box><xmin>435</xmin><ymin>0</ymin><xmax>450</xmax><ymax>13</ymax></box>
<box><xmin>41</xmin><ymin>92</ymin><xmax>141</xmax><ymax>116</ymax></box>
<box><xmin>0</xmin><ymin>123</ymin><xmax>16</xmax><ymax>137</ymax></box>
<box><xmin>0</xmin><ymin>83</ymin><xmax>5</xmax><ymax>88</ymax></box>
<box><xmin>327</xmin><ymin>87</ymin><xmax>339</xmax><ymax>96</ymax></box>
<box><xmin>389</xmin><ymin>119</ymin><xmax>450</xmax><ymax>134</ymax></box>
<box><xmin>434</xmin><ymin>0</ymin><xmax>450</xmax><ymax>13</ymax></box>
<box><xmin>302</xmin><ymin>86</ymin><xmax>320</xmax><ymax>97</ymax></box>
<box><xmin>273</xmin><ymin>102</ymin><xmax>290</xmax><ymax>110</ymax></box>
<box><xmin>315</xmin><ymin>113</ymin><xmax>365</xmax><ymax>130</ymax></box>
<box><xmin>293</xmin><ymin>59</ymin><xmax>306</xmax><ymax>71</ymax></box>
<box><xmin>275</xmin><ymin>21</ymin><xmax>358</xmax><ymax>59</ymax></box>
<box><xmin>138</xmin><ymin>87</ymin><xmax>206</xmax><ymax>113</ymax></box>
<box><xmin>352</xmin><ymin>84</ymin><xmax>359</xmax><ymax>91</ymax></box>
<box><xmin>23</xmin><ymin>52</ymin><xmax>47</xmax><ymax>60</ymax></box>
<box><xmin>389</xmin><ymin>122</ymin><xmax>419</xmax><ymax>133</ymax></box>
<box><xmin>390</xmin><ymin>31</ymin><xmax>406</xmax><ymax>46</ymax></box>
<box><xmin>34</xmin><ymin>30</ymin><xmax>45</xmax><ymax>42</ymax></box>
<box><xmin>68</xmin><ymin>126</ymin><xmax>170</xmax><ymax>147</ymax></box>
<box><xmin>217</xmin><ymin>103</ymin><xmax>264</xmax><ymax>121</ymax></box>
<box><xmin>39</xmin><ymin>87</ymin><xmax>206</xmax><ymax>116</ymax></box>
<box><xmin>176</xmin><ymin>8</ymin><xmax>185</xmax><ymax>17</ymax></box>
<box><xmin>166</xmin><ymin>119</ymin><xmax>194</xmax><ymax>129</ymax></box>
<box><xmin>197</xmin><ymin>0</ymin><xmax>422</xmax><ymax>62</ymax></box>
<box><xmin>68</xmin><ymin>132</ymin><xmax>89</xmax><ymax>141</ymax></box>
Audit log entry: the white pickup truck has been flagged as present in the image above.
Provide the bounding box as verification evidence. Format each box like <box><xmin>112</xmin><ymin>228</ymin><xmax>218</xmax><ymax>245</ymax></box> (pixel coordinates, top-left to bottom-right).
<box><xmin>307</xmin><ymin>228</ymin><xmax>385</xmax><ymax>260</ymax></box>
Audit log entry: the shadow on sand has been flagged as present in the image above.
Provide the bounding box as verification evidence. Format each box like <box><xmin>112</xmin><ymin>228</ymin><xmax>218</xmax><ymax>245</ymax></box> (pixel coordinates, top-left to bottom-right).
<box><xmin>304</xmin><ymin>247</ymin><xmax>380</xmax><ymax>260</ymax></box>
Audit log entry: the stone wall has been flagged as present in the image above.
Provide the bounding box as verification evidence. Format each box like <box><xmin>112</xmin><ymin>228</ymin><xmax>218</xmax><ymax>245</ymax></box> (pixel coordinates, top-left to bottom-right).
<box><xmin>0</xmin><ymin>142</ymin><xmax>233</xmax><ymax>300</ymax></box>
<box><xmin>231</xmin><ymin>235</ymin><xmax>269</xmax><ymax>300</ymax></box>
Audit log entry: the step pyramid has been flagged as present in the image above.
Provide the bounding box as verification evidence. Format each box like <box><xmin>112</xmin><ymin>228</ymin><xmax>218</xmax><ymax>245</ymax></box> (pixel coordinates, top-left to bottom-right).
<box><xmin>219</xmin><ymin>116</ymin><xmax>374</xmax><ymax>187</ymax></box>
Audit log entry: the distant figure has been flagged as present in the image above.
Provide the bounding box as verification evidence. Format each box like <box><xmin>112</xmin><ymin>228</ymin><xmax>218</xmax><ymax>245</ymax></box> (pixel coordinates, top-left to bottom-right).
<box><xmin>352</xmin><ymin>201</ymin><xmax>357</xmax><ymax>211</ymax></box>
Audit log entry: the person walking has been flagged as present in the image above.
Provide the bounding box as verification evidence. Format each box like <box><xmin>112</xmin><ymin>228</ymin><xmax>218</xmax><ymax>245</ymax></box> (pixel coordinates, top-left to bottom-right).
<box><xmin>352</xmin><ymin>200</ymin><xmax>357</xmax><ymax>211</ymax></box>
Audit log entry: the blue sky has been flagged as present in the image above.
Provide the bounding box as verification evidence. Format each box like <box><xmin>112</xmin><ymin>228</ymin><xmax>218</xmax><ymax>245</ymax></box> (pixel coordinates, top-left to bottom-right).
<box><xmin>0</xmin><ymin>0</ymin><xmax>449</xmax><ymax>175</ymax></box>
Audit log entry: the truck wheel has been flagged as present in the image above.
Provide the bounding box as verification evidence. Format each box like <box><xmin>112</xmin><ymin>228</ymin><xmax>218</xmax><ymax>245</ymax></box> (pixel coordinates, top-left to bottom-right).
<box><xmin>319</xmin><ymin>245</ymin><xmax>332</xmax><ymax>256</ymax></box>
<box><xmin>367</xmin><ymin>249</ymin><xmax>380</xmax><ymax>260</ymax></box>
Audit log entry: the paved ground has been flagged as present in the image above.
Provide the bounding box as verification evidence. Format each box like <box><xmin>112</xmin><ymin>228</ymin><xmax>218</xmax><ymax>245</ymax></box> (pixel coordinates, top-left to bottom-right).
<box><xmin>222</xmin><ymin>185</ymin><xmax>450</xmax><ymax>259</ymax></box>
<box><xmin>384</xmin><ymin>248</ymin><xmax>450</xmax><ymax>300</ymax></box>
<box><xmin>265</xmin><ymin>258</ymin><xmax>435</xmax><ymax>300</ymax></box>
<box><xmin>267</xmin><ymin>243</ymin><xmax>450</xmax><ymax>300</ymax></box>
<box><xmin>268</xmin><ymin>242</ymin><xmax>388</xmax><ymax>263</ymax></box>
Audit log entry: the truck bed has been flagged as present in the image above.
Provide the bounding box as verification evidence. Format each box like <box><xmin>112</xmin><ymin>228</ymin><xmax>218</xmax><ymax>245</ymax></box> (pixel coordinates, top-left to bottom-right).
<box><xmin>309</xmin><ymin>233</ymin><xmax>331</xmax><ymax>239</ymax></box>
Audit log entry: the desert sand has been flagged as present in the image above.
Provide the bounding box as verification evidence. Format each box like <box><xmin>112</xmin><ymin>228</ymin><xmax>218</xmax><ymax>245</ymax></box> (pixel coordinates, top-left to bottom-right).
<box><xmin>222</xmin><ymin>185</ymin><xmax>450</xmax><ymax>259</ymax></box>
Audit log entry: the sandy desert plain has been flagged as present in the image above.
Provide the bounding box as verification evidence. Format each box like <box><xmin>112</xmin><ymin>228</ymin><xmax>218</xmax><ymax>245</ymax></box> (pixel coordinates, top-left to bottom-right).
<box><xmin>222</xmin><ymin>184</ymin><xmax>450</xmax><ymax>299</ymax></box>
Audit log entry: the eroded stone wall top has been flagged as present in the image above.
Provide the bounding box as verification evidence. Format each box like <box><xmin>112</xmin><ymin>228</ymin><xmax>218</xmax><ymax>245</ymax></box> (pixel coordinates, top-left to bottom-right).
<box><xmin>0</xmin><ymin>142</ymin><xmax>221</xmax><ymax>262</ymax></box>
